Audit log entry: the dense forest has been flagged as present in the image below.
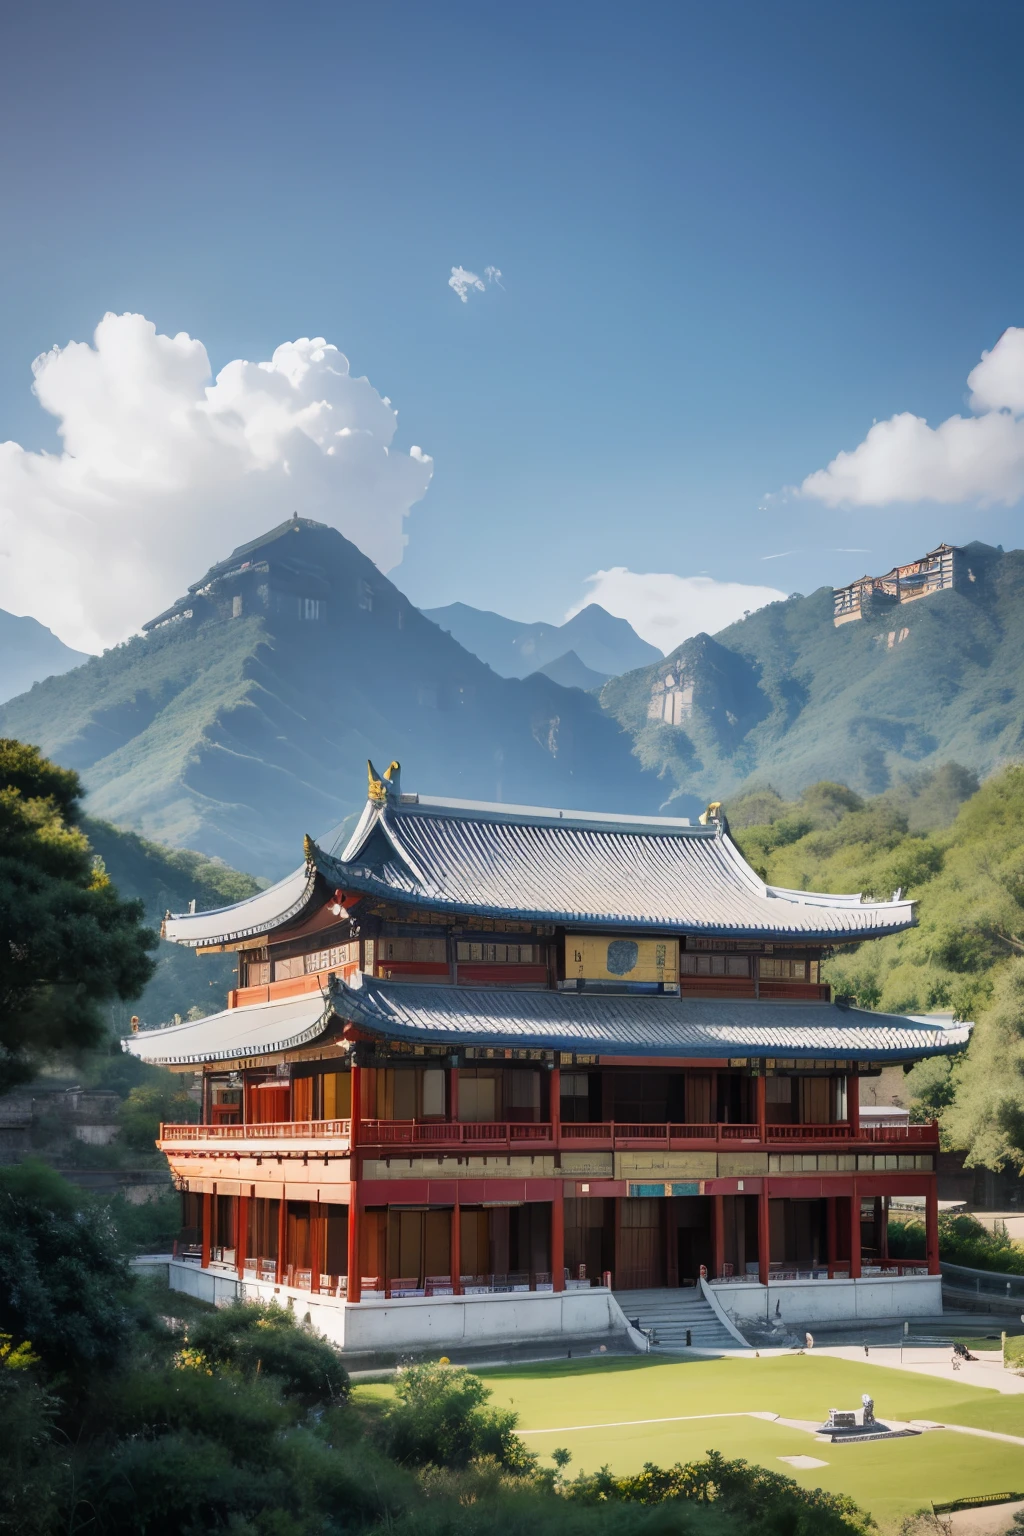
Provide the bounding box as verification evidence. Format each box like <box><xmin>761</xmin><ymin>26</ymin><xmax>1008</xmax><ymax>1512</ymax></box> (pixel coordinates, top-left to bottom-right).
<box><xmin>729</xmin><ymin>761</ymin><xmax>1024</xmax><ymax>1174</ymax></box>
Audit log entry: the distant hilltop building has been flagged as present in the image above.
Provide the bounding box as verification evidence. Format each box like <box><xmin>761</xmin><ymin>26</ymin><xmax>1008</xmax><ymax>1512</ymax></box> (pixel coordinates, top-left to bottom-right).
<box><xmin>832</xmin><ymin>543</ymin><xmax>971</xmax><ymax>628</ymax></box>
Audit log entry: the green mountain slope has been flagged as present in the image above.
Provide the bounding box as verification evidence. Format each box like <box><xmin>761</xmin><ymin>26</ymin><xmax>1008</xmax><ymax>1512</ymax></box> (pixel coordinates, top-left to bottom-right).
<box><xmin>0</xmin><ymin>518</ymin><xmax>670</xmax><ymax>878</ymax></box>
<box><xmin>84</xmin><ymin>818</ymin><xmax>260</xmax><ymax>1029</ymax></box>
<box><xmin>602</xmin><ymin>541</ymin><xmax>1024</xmax><ymax>805</ymax></box>
<box><xmin>0</xmin><ymin>608</ymin><xmax>90</xmax><ymax>703</ymax></box>
<box><xmin>726</xmin><ymin>763</ymin><xmax>1024</xmax><ymax>1172</ymax></box>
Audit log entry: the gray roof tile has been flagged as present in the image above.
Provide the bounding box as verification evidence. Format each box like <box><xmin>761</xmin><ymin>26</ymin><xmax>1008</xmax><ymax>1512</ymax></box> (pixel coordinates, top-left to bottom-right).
<box><xmin>333</xmin><ymin>974</ymin><xmax>968</xmax><ymax>1063</ymax></box>
<box><xmin>317</xmin><ymin>797</ymin><xmax>915</xmax><ymax>939</ymax></box>
<box><xmin>161</xmin><ymin>789</ymin><xmax>916</xmax><ymax>947</ymax></box>
<box><xmin>123</xmin><ymin>991</ymin><xmax>330</xmax><ymax>1065</ymax></box>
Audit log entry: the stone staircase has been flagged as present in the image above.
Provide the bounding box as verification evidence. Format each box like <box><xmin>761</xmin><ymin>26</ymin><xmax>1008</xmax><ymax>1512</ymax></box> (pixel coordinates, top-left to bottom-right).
<box><xmin>614</xmin><ymin>1287</ymin><xmax>745</xmax><ymax>1351</ymax></box>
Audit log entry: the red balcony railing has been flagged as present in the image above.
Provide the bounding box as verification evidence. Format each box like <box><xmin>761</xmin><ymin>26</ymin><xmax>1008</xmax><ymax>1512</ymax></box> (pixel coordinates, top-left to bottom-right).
<box><xmin>159</xmin><ymin>1117</ymin><xmax>937</xmax><ymax>1149</ymax></box>
<box><xmin>559</xmin><ymin>1121</ymin><xmax>937</xmax><ymax>1147</ymax></box>
<box><xmin>360</xmin><ymin>1119</ymin><xmax>554</xmax><ymax>1147</ymax></box>
<box><xmin>860</xmin><ymin>1123</ymin><xmax>937</xmax><ymax>1144</ymax></box>
<box><xmin>159</xmin><ymin>1119</ymin><xmax>351</xmax><ymax>1141</ymax></box>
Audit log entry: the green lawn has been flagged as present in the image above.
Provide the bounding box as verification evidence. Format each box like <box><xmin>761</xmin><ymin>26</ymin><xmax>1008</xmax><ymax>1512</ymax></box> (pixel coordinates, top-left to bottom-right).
<box><xmin>357</xmin><ymin>1354</ymin><xmax>1024</xmax><ymax>1530</ymax></box>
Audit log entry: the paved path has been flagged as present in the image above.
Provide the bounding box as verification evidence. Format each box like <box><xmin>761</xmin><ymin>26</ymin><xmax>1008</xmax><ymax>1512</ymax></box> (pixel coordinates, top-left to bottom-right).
<box><xmin>519</xmin><ymin>1407</ymin><xmax>1024</xmax><ymax>1449</ymax></box>
<box><xmin>815</xmin><ymin>1344</ymin><xmax>1024</xmax><ymax>1395</ymax></box>
<box><xmin>948</xmin><ymin>1501</ymin><xmax>1024</xmax><ymax>1535</ymax></box>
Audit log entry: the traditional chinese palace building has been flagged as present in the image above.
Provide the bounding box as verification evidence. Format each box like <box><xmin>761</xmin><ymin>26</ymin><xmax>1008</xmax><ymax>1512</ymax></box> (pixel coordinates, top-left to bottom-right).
<box><xmin>128</xmin><ymin>762</ymin><xmax>968</xmax><ymax>1348</ymax></box>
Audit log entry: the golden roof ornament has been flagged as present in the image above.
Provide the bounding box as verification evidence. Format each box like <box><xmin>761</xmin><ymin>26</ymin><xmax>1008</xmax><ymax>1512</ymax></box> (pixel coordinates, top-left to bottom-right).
<box><xmin>367</xmin><ymin>758</ymin><xmax>401</xmax><ymax>804</ymax></box>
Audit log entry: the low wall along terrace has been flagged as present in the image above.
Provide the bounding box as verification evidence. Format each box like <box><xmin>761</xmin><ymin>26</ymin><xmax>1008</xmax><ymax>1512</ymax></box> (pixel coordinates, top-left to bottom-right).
<box><xmin>167</xmin><ymin>1259</ymin><xmax>630</xmax><ymax>1352</ymax></box>
<box><xmin>709</xmin><ymin>1272</ymin><xmax>942</xmax><ymax>1325</ymax></box>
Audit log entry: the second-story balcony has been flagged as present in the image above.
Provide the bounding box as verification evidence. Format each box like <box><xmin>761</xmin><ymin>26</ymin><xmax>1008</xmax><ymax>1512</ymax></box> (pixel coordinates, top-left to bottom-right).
<box><xmin>158</xmin><ymin>1118</ymin><xmax>351</xmax><ymax>1151</ymax></box>
<box><xmin>360</xmin><ymin>1118</ymin><xmax>939</xmax><ymax>1149</ymax></box>
<box><xmin>160</xmin><ymin>1117</ymin><xmax>939</xmax><ymax>1152</ymax></box>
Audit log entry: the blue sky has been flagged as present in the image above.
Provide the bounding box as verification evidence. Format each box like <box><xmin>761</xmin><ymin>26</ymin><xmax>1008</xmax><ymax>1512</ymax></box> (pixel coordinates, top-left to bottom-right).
<box><xmin>2</xmin><ymin>0</ymin><xmax>1024</xmax><ymax>651</ymax></box>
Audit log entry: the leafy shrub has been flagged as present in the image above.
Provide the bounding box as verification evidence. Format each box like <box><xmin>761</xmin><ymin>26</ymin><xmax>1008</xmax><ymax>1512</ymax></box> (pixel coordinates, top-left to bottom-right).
<box><xmin>119</xmin><ymin>1077</ymin><xmax>198</xmax><ymax>1151</ymax></box>
<box><xmin>937</xmin><ymin>1213</ymin><xmax>1024</xmax><ymax>1274</ymax></box>
<box><xmin>95</xmin><ymin>1363</ymin><xmax>294</xmax><ymax>1458</ymax></box>
<box><xmin>382</xmin><ymin>1361</ymin><xmax>533</xmax><ymax>1472</ymax></box>
<box><xmin>0</xmin><ymin>1159</ymin><xmax>133</xmax><ymax>1372</ymax></box>
<box><xmin>81</xmin><ymin>1427</ymin><xmax>290</xmax><ymax>1535</ymax></box>
<box><xmin>886</xmin><ymin>1218</ymin><xmax>925</xmax><ymax>1260</ymax></box>
<box><xmin>563</xmin><ymin>1449</ymin><xmax>872</xmax><ymax>1535</ymax></box>
<box><xmin>0</xmin><ymin>1359</ymin><xmax>67</xmax><ymax>1535</ymax></box>
<box><xmin>902</xmin><ymin>1057</ymin><xmax>955</xmax><ymax>1120</ymax></box>
<box><xmin>890</xmin><ymin>1210</ymin><xmax>1024</xmax><ymax>1273</ymax></box>
<box><xmin>186</xmin><ymin>1299</ymin><xmax>349</xmax><ymax>1404</ymax></box>
<box><xmin>106</xmin><ymin>1189</ymin><xmax>181</xmax><ymax>1253</ymax></box>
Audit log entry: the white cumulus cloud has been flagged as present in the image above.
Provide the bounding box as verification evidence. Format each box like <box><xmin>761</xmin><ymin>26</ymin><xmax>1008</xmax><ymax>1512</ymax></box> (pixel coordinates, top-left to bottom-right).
<box><xmin>448</xmin><ymin>265</ymin><xmax>503</xmax><ymax>302</ymax></box>
<box><xmin>800</xmin><ymin>326</ymin><xmax>1024</xmax><ymax>508</ymax></box>
<box><xmin>0</xmin><ymin>313</ymin><xmax>433</xmax><ymax>651</ymax></box>
<box><xmin>566</xmin><ymin>568</ymin><xmax>787</xmax><ymax>653</ymax></box>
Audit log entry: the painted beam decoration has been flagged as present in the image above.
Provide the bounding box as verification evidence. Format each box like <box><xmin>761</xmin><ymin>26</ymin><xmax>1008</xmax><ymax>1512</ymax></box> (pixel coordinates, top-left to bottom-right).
<box><xmin>566</xmin><ymin>935</ymin><xmax>679</xmax><ymax>984</ymax></box>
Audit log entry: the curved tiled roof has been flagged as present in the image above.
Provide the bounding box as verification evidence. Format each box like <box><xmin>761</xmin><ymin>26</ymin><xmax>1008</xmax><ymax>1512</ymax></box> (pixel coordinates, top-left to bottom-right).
<box><xmin>162</xmin><ymin>863</ymin><xmax>320</xmax><ymax>948</ymax></box>
<box><xmin>119</xmin><ymin>974</ymin><xmax>969</xmax><ymax>1066</ymax></box>
<box><xmin>123</xmin><ymin>991</ymin><xmax>332</xmax><ymax>1065</ymax></box>
<box><xmin>161</xmin><ymin>787</ymin><xmax>916</xmax><ymax>947</ymax></box>
<box><xmin>331</xmin><ymin>974</ymin><xmax>969</xmax><ymax>1063</ymax></box>
<box><xmin>314</xmin><ymin>794</ymin><xmax>915</xmax><ymax>940</ymax></box>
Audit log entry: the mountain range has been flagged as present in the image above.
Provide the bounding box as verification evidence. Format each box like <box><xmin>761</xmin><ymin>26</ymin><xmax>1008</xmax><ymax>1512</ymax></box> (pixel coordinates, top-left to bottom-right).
<box><xmin>601</xmin><ymin>540</ymin><xmax>1024</xmax><ymax>807</ymax></box>
<box><xmin>0</xmin><ymin>609</ymin><xmax>90</xmax><ymax>704</ymax></box>
<box><xmin>422</xmin><ymin>600</ymin><xmax>661</xmax><ymax>685</ymax></box>
<box><xmin>5</xmin><ymin>523</ymin><xmax>1023</xmax><ymax>883</ymax></box>
<box><xmin>0</xmin><ymin>517</ymin><xmax>669</xmax><ymax>878</ymax></box>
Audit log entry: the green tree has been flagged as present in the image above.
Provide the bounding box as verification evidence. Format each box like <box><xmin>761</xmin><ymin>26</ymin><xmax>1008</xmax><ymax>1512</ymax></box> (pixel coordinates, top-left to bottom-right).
<box><xmin>119</xmin><ymin>1076</ymin><xmax>198</xmax><ymax>1152</ymax></box>
<box><xmin>944</xmin><ymin>958</ymin><xmax>1024</xmax><ymax>1171</ymax></box>
<box><xmin>383</xmin><ymin>1361</ymin><xmax>533</xmax><ymax>1471</ymax></box>
<box><xmin>0</xmin><ymin>1346</ymin><xmax>66</xmax><ymax>1536</ymax></box>
<box><xmin>186</xmin><ymin>1299</ymin><xmax>350</xmax><ymax>1406</ymax></box>
<box><xmin>0</xmin><ymin>1160</ymin><xmax>134</xmax><ymax>1373</ymax></box>
<box><xmin>0</xmin><ymin>739</ymin><xmax>156</xmax><ymax>1091</ymax></box>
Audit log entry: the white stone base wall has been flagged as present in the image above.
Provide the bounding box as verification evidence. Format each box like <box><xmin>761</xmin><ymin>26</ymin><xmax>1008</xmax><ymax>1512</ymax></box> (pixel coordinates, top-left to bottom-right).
<box><xmin>167</xmin><ymin>1260</ymin><xmax>632</xmax><ymax>1352</ymax></box>
<box><xmin>709</xmin><ymin>1272</ymin><xmax>942</xmax><ymax>1326</ymax></box>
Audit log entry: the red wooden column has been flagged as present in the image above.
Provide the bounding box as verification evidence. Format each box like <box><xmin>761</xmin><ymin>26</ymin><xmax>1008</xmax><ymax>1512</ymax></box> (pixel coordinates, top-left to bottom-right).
<box><xmin>448</xmin><ymin>1065</ymin><xmax>459</xmax><ymax>1125</ymax></box>
<box><xmin>925</xmin><ymin>1179</ymin><xmax>940</xmax><ymax>1275</ymax></box>
<box><xmin>201</xmin><ymin>1191</ymin><xmax>212</xmax><ymax>1269</ymax></box>
<box><xmin>614</xmin><ymin>1194</ymin><xmax>623</xmax><ymax>1289</ymax></box>
<box><xmin>756</xmin><ymin>1071</ymin><xmax>767</xmax><ymax>1143</ymax></box>
<box><xmin>712</xmin><ymin>1193</ymin><xmax>725</xmax><ymax>1281</ymax></box>
<box><xmin>757</xmin><ymin>1181</ymin><xmax>770</xmax><ymax>1287</ymax></box>
<box><xmin>451</xmin><ymin>1200</ymin><xmax>461</xmax><ymax>1294</ymax></box>
<box><xmin>552</xmin><ymin>1183</ymin><xmax>566</xmax><ymax>1292</ymax></box>
<box><xmin>349</xmin><ymin>1061</ymin><xmax>361</xmax><ymax>1151</ymax></box>
<box><xmin>826</xmin><ymin>1196</ymin><xmax>837</xmax><ymax>1278</ymax></box>
<box><xmin>550</xmin><ymin>1063</ymin><xmax>561</xmax><ymax>1144</ymax></box>
<box><xmin>848</xmin><ymin>1179</ymin><xmax>861</xmax><ymax>1279</ymax></box>
<box><xmin>275</xmin><ymin>1191</ymin><xmax>287</xmax><ymax>1285</ymax></box>
<box><xmin>347</xmin><ymin>1199</ymin><xmax>361</xmax><ymax>1303</ymax></box>
<box><xmin>310</xmin><ymin>1203</ymin><xmax>321</xmax><ymax>1293</ymax></box>
<box><xmin>848</xmin><ymin>1070</ymin><xmax>860</xmax><ymax>1137</ymax></box>
<box><xmin>872</xmin><ymin>1196</ymin><xmax>884</xmax><ymax>1265</ymax></box>
<box><xmin>880</xmin><ymin>1194</ymin><xmax>890</xmax><ymax>1263</ymax></box>
<box><xmin>347</xmin><ymin>1058</ymin><xmax>362</xmax><ymax>1302</ymax></box>
<box><xmin>236</xmin><ymin>1194</ymin><xmax>249</xmax><ymax>1279</ymax></box>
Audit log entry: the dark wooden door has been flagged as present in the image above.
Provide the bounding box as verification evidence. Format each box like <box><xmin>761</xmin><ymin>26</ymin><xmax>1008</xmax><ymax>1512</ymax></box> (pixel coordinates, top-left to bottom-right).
<box><xmin>616</xmin><ymin>1198</ymin><xmax>664</xmax><ymax>1288</ymax></box>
